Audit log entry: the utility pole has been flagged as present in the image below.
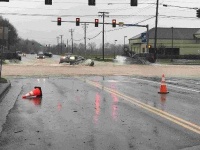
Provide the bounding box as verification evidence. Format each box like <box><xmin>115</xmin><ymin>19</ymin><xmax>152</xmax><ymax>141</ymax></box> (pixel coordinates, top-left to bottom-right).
<box><xmin>124</xmin><ymin>36</ymin><xmax>127</xmax><ymax>51</ymax></box>
<box><xmin>154</xmin><ymin>0</ymin><xmax>159</xmax><ymax>60</ymax></box>
<box><xmin>81</xmin><ymin>23</ymin><xmax>89</xmax><ymax>57</ymax></box>
<box><xmin>60</xmin><ymin>35</ymin><xmax>63</xmax><ymax>55</ymax></box>
<box><xmin>98</xmin><ymin>12</ymin><xmax>109</xmax><ymax>60</ymax></box>
<box><xmin>69</xmin><ymin>29</ymin><xmax>74</xmax><ymax>53</ymax></box>
<box><xmin>67</xmin><ymin>39</ymin><xmax>69</xmax><ymax>53</ymax></box>
<box><xmin>171</xmin><ymin>27</ymin><xmax>174</xmax><ymax>62</ymax></box>
<box><xmin>56</xmin><ymin>36</ymin><xmax>60</xmax><ymax>54</ymax></box>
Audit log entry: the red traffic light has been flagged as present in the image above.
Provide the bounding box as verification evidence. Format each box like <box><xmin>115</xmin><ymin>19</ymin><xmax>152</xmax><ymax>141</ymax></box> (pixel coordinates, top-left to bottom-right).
<box><xmin>57</xmin><ymin>17</ymin><xmax>61</xmax><ymax>26</ymax></box>
<box><xmin>95</xmin><ymin>19</ymin><xmax>99</xmax><ymax>27</ymax></box>
<box><xmin>197</xmin><ymin>9</ymin><xmax>200</xmax><ymax>18</ymax></box>
<box><xmin>112</xmin><ymin>19</ymin><xmax>116</xmax><ymax>27</ymax></box>
<box><xmin>45</xmin><ymin>0</ymin><xmax>52</xmax><ymax>5</ymax></box>
<box><xmin>88</xmin><ymin>0</ymin><xmax>95</xmax><ymax>6</ymax></box>
<box><xmin>130</xmin><ymin>0</ymin><xmax>137</xmax><ymax>6</ymax></box>
<box><xmin>76</xmin><ymin>18</ymin><xmax>80</xmax><ymax>26</ymax></box>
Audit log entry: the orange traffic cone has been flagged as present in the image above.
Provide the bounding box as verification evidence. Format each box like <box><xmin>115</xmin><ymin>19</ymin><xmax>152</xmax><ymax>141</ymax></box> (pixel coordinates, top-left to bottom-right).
<box><xmin>22</xmin><ymin>87</ymin><xmax>42</xmax><ymax>99</ymax></box>
<box><xmin>158</xmin><ymin>74</ymin><xmax>169</xmax><ymax>94</ymax></box>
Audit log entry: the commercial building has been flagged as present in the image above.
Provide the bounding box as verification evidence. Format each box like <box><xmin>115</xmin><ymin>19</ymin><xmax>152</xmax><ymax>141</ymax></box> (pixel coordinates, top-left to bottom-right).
<box><xmin>129</xmin><ymin>27</ymin><xmax>200</xmax><ymax>55</ymax></box>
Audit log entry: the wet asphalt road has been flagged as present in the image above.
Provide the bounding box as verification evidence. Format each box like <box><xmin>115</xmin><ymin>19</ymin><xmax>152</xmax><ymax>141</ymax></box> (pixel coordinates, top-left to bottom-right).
<box><xmin>0</xmin><ymin>76</ymin><xmax>200</xmax><ymax>150</ymax></box>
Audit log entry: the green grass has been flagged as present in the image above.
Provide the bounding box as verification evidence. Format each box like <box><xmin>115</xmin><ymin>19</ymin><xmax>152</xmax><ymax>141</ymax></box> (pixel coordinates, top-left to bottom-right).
<box><xmin>157</xmin><ymin>59</ymin><xmax>200</xmax><ymax>65</ymax></box>
<box><xmin>156</xmin><ymin>59</ymin><xmax>173</xmax><ymax>64</ymax></box>
<box><xmin>0</xmin><ymin>77</ymin><xmax>8</xmax><ymax>83</ymax></box>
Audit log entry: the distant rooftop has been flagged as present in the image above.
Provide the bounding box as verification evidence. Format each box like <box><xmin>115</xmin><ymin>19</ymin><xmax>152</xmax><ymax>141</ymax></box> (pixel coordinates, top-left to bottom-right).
<box><xmin>130</xmin><ymin>27</ymin><xmax>200</xmax><ymax>40</ymax></box>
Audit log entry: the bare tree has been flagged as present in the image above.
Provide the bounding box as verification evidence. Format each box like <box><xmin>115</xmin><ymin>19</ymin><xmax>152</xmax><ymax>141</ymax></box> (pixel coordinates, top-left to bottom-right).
<box><xmin>87</xmin><ymin>42</ymin><xmax>96</xmax><ymax>55</ymax></box>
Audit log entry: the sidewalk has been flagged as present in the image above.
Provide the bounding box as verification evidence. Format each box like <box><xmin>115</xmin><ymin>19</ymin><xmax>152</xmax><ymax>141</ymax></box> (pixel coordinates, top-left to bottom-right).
<box><xmin>0</xmin><ymin>82</ymin><xmax>11</xmax><ymax>101</ymax></box>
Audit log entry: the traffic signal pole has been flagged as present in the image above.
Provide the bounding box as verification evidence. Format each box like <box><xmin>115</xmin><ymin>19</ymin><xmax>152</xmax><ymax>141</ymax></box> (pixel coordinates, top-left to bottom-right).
<box><xmin>81</xmin><ymin>23</ymin><xmax>89</xmax><ymax>57</ymax></box>
<box><xmin>98</xmin><ymin>12</ymin><xmax>109</xmax><ymax>61</ymax></box>
<box><xmin>102</xmin><ymin>14</ymin><xmax>105</xmax><ymax>60</ymax></box>
<box><xmin>69</xmin><ymin>29</ymin><xmax>74</xmax><ymax>53</ymax></box>
<box><xmin>60</xmin><ymin>35</ymin><xmax>63</xmax><ymax>54</ymax></box>
<box><xmin>154</xmin><ymin>0</ymin><xmax>159</xmax><ymax>61</ymax></box>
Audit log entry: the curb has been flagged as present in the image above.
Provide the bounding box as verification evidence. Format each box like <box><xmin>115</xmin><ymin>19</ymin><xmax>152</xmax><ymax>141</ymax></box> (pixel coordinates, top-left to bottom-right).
<box><xmin>0</xmin><ymin>81</ymin><xmax>11</xmax><ymax>102</ymax></box>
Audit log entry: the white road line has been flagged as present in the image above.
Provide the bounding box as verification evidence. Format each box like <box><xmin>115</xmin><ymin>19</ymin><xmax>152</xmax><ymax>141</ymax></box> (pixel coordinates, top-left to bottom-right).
<box><xmin>131</xmin><ymin>77</ymin><xmax>200</xmax><ymax>93</ymax></box>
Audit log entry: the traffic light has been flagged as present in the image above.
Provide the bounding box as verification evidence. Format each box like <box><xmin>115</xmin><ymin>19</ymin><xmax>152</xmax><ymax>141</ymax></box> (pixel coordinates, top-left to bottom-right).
<box><xmin>112</xmin><ymin>19</ymin><xmax>116</xmax><ymax>28</ymax></box>
<box><xmin>57</xmin><ymin>17</ymin><xmax>61</xmax><ymax>26</ymax></box>
<box><xmin>197</xmin><ymin>9</ymin><xmax>200</xmax><ymax>18</ymax></box>
<box><xmin>76</xmin><ymin>18</ymin><xmax>80</xmax><ymax>26</ymax></box>
<box><xmin>45</xmin><ymin>0</ymin><xmax>52</xmax><ymax>5</ymax></box>
<box><xmin>88</xmin><ymin>0</ymin><xmax>95</xmax><ymax>6</ymax></box>
<box><xmin>95</xmin><ymin>19</ymin><xmax>99</xmax><ymax>27</ymax></box>
<box><xmin>130</xmin><ymin>0</ymin><xmax>137</xmax><ymax>6</ymax></box>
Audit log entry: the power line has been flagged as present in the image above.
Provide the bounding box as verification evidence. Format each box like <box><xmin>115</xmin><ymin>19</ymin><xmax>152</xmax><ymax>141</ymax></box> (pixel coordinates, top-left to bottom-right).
<box><xmin>0</xmin><ymin>6</ymin><xmax>70</xmax><ymax>11</ymax></box>
<box><xmin>73</xmin><ymin>38</ymin><xmax>83</xmax><ymax>41</ymax></box>
<box><xmin>88</xmin><ymin>31</ymin><xmax>102</xmax><ymax>40</ymax></box>
<box><xmin>0</xmin><ymin>12</ymin><xmax>157</xmax><ymax>18</ymax></box>
<box><xmin>162</xmin><ymin>4</ymin><xmax>198</xmax><ymax>10</ymax></box>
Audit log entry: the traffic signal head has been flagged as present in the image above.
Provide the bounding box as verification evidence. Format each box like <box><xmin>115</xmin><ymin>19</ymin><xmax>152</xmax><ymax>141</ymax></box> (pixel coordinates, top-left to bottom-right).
<box><xmin>112</xmin><ymin>19</ymin><xmax>116</xmax><ymax>28</ymax></box>
<box><xmin>95</xmin><ymin>19</ymin><xmax>99</xmax><ymax>27</ymax></box>
<box><xmin>45</xmin><ymin>0</ymin><xmax>52</xmax><ymax>5</ymax></box>
<box><xmin>88</xmin><ymin>0</ymin><xmax>95</xmax><ymax>6</ymax></box>
<box><xmin>130</xmin><ymin>0</ymin><xmax>137</xmax><ymax>6</ymax></box>
<box><xmin>57</xmin><ymin>17</ymin><xmax>61</xmax><ymax>26</ymax></box>
<box><xmin>197</xmin><ymin>9</ymin><xmax>200</xmax><ymax>18</ymax></box>
<box><xmin>76</xmin><ymin>18</ymin><xmax>80</xmax><ymax>26</ymax></box>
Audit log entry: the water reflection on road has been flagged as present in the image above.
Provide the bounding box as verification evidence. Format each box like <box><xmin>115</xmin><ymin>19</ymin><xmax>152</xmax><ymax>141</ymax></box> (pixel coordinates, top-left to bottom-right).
<box><xmin>1</xmin><ymin>76</ymin><xmax>200</xmax><ymax>150</ymax></box>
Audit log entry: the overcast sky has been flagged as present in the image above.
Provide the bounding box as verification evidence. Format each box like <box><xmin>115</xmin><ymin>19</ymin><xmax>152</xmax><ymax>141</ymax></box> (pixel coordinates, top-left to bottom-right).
<box><xmin>1</xmin><ymin>0</ymin><xmax>200</xmax><ymax>47</ymax></box>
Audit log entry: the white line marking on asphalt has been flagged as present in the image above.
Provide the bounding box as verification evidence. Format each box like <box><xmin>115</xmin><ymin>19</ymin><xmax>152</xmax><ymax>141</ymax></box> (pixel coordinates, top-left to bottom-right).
<box><xmin>131</xmin><ymin>77</ymin><xmax>200</xmax><ymax>93</ymax></box>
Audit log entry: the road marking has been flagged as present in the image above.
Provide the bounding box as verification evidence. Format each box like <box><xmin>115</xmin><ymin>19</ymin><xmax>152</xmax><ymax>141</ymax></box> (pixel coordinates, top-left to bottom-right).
<box><xmin>131</xmin><ymin>77</ymin><xmax>200</xmax><ymax>93</ymax></box>
<box><xmin>83</xmin><ymin>78</ymin><xmax>200</xmax><ymax>135</ymax></box>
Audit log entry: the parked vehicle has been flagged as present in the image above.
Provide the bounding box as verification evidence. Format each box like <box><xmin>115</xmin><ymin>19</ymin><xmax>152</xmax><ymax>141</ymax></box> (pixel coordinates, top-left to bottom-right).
<box><xmin>37</xmin><ymin>52</ymin><xmax>45</xmax><ymax>59</ymax></box>
<box><xmin>44</xmin><ymin>52</ymin><xmax>52</xmax><ymax>57</ymax></box>
<box><xmin>30</xmin><ymin>52</ymin><xmax>35</xmax><ymax>54</ymax></box>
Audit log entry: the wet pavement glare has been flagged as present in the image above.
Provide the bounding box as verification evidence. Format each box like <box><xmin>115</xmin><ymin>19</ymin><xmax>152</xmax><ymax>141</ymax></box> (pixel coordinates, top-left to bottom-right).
<box><xmin>0</xmin><ymin>76</ymin><xmax>200</xmax><ymax>150</ymax></box>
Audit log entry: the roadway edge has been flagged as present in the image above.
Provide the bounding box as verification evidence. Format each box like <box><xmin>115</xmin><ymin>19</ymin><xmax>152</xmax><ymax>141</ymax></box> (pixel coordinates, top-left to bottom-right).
<box><xmin>0</xmin><ymin>81</ymin><xmax>11</xmax><ymax>102</ymax></box>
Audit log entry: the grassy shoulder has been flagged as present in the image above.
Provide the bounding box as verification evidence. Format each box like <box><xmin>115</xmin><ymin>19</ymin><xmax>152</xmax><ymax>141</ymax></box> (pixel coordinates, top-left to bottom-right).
<box><xmin>156</xmin><ymin>59</ymin><xmax>200</xmax><ymax>65</ymax></box>
<box><xmin>0</xmin><ymin>77</ymin><xmax>8</xmax><ymax>83</ymax></box>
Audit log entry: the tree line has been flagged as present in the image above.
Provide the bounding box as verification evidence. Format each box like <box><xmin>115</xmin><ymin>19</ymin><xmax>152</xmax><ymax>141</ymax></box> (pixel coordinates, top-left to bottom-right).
<box><xmin>0</xmin><ymin>16</ymin><xmax>127</xmax><ymax>57</ymax></box>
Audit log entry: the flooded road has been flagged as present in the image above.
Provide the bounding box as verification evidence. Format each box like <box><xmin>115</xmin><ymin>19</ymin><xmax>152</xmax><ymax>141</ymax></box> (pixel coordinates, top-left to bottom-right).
<box><xmin>0</xmin><ymin>76</ymin><xmax>200</xmax><ymax>150</ymax></box>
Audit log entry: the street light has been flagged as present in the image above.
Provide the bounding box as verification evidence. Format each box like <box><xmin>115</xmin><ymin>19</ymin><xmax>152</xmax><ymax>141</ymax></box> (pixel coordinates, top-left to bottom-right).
<box><xmin>124</xmin><ymin>36</ymin><xmax>127</xmax><ymax>51</ymax></box>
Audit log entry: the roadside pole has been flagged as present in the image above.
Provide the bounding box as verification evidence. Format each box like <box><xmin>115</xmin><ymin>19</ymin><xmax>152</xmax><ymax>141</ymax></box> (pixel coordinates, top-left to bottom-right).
<box><xmin>0</xmin><ymin>46</ymin><xmax>3</xmax><ymax>79</ymax></box>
